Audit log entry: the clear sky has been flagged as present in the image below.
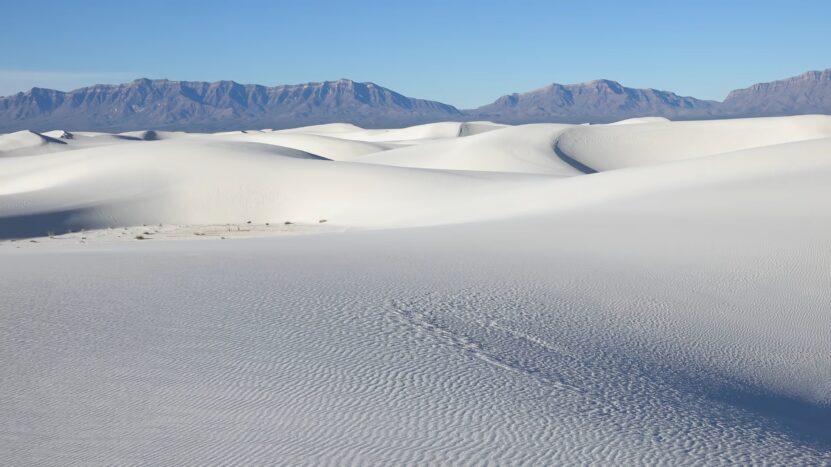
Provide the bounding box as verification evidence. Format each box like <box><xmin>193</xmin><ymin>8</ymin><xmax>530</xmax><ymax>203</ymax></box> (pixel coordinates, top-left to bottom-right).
<box><xmin>1</xmin><ymin>0</ymin><xmax>829</xmax><ymax>108</ymax></box>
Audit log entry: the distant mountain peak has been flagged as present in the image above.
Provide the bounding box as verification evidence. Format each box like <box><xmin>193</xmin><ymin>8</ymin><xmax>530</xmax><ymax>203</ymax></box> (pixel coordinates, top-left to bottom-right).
<box><xmin>726</xmin><ymin>68</ymin><xmax>831</xmax><ymax>98</ymax></box>
<box><xmin>471</xmin><ymin>78</ymin><xmax>718</xmax><ymax>123</ymax></box>
<box><xmin>795</xmin><ymin>69</ymin><xmax>831</xmax><ymax>80</ymax></box>
<box><xmin>722</xmin><ymin>67</ymin><xmax>831</xmax><ymax>117</ymax></box>
<box><xmin>585</xmin><ymin>78</ymin><xmax>623</xmax><ymax>88</ymax></box>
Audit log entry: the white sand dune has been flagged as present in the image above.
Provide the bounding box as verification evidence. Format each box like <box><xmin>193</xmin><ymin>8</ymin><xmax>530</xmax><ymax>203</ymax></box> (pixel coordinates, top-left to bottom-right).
<box><xmin>118</xmin><ymin>129</ymin><xmax>193</xmax><ymax>141</ymax></box>
<box><xmin>1</xmin><ymin>116</ymin><xmax>830</xmax><ymax>465</ymax></box>
<box><xmin>0</xmin><ymin>138</ymin><xmax>558</xmax><ymax>235</ymax></box>
<box><xmin>209</xmin><ymin>131</ymin><xmax>394</xmax><ymax>160</ymax></box>
<box><xmin>0</xmin><ymin>130</ymin><xmax>68</xmax><ymax>156</ymax></box>
<box><xmin>288</xmin><ymin>121</ymin><xmax>504</xmax><ymax>144</ymax></box>
<box><xmin>274</xmin><ymin>122</ymin><xmax>366</xmax><ymax>134</ymax></box>
<box><xmin>607</xmin><ymin>116</ymin><xmax>671</xmax><ymax>125</ymax></box>
<box><xmin>41</xmin><ymin>129</ymin><xmax>75</xmax><ymax>139</ymax></box>
<box><xmin>458</xmin><ymin>120</ymin><xmax>509</xmax><ymax>135</ymax></box>
<box><xmin>2</xmin><ymin>129</ymin><xmax>163</xmax><ymax>158</ymax></box>
<box><xmin>357</xmin><ymin>123</ymin><xmax>581</xmax><ymax>174</ymax></box>
<box><xmin>556</xmin><ymin>114</ymin><xmax>831</xmax><ymax>171</ymax></box>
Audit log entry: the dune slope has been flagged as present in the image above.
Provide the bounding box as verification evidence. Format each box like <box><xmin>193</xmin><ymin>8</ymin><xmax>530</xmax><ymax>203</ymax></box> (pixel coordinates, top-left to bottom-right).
<box><xmin>556</xmin><ymin>114</ymin><xmax>831</xmax><ymax>171</ymax></box>
<box><xmin>1</xmin><ymin>117</ymin><xmax>830</xmax><ymax>465</ymax></box>
<box><xmin>357</xmin><ymin>124</ymin><xmax>582</xmax><ymax>175</ymax></box>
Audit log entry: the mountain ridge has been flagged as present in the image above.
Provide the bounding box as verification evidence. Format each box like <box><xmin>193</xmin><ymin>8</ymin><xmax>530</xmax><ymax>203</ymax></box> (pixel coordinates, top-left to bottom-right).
<box><xmin>1</xmin><ymin>69</ymin><xmax>830</xmax><ymax>132</ymax></box>
<box><xmin>721</xmin><ymin>69</ymin><xmax>831</xmax><ymax>117</ymax></box>
<box><xmin>0</xmin><ymin>78</ymin><xmax>462</xmax><ymax>132</ymax></box>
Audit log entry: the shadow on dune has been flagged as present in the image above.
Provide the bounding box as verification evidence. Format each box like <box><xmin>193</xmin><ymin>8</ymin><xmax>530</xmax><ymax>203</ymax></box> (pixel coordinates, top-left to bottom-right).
<box><xmin>627</xmin><ymin>349</ymin><xmax>831</xmax><ymax>452</ymax></box>
<box><xmin>392</xmin><ymin>292</ymin><xmax>831</xmax><ymax>455</ymax></box>
<box><xmin>0</xmin><ymin>208</ymin><xmax>112</xmax><ymax>239</ymax></box>
<box><xmin>552</xmin><ymin>139</ymin><xmax>597</xmax><ymax>174</ymax></box>
<box><xmin>712</xmin><ymin>386</ymin><xmax>831</xmax><ymax>449</ymax></box>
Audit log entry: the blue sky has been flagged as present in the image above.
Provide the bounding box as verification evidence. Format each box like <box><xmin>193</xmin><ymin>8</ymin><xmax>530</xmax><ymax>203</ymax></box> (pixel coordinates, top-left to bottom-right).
<box><xmin>1</xmin><ymin>0</ymin><xmax>829</xmax><ymax>107</ymax></box>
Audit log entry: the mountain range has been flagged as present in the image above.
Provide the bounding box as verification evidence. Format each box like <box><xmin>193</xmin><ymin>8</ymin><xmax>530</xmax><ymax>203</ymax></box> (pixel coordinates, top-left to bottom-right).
<box><xmin>1</xmin><ymin>69</ymin><xmax>829</xmax><ymax>132</ymax></box>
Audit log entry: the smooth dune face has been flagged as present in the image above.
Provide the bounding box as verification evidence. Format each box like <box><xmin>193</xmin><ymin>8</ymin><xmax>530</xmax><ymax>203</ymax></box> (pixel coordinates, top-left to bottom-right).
<box><xmin>607</xmin><ymin>116</ymin><xmax>672</xmax><ymax>125</ymax></box>
<box><xmin>0</xmin><ymin>137</ymin><xmax>558</xmax><ymax>233</ymax></box>
<box><xmin>0</xmin><ymin>130</ymin><xmax>68</xmax><ymax>156</ymax></box>
<box><xmin>2</xmin><ymin>117</ymin><xmax>831</xmax><ymax>465</ymax></box>
<box><xmin>207</xmin><ymin>131</ymin><xmax>394</xmax><ymax>160</ymax></box>
<box><xmin>357</xmin><ymin>124</ymin><xmax>581</xmax><ymax>175</ymax></box>
<box><xmin>287</xmin><ymin>121</ymin><xmax>503</xmax><ymax>143</ymax></box>
<box><xmin>556</xmin><ymin>114</ymin><xmax>831</xmax><ymax>171</ymax></box>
